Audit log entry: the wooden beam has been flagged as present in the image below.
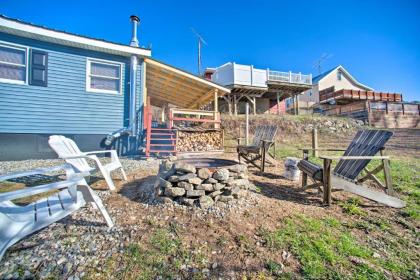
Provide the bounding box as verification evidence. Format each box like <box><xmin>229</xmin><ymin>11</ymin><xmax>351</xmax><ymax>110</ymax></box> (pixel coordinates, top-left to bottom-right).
<box><xmin>144</xmin><ymin>58</ymin><xmax>230</xmax><ymax>93</ymax></box>
<box><xmin>188</xmin><ymin>89</ymin><xmax>216</xmax><ymax>109</ymax></box>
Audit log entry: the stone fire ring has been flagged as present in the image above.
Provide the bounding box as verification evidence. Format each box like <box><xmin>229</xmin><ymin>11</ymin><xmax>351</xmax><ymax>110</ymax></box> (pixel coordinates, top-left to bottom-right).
<box><xmin>155</xmin><ymin>157</ymin><xmax>255</xmax><ymax>208</ymax></box>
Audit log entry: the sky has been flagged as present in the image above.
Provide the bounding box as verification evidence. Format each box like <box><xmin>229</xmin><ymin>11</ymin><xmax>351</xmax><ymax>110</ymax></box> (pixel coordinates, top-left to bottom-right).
<box><xmin>1</xmin><ymin>0</ymin><xmax>419</xmax><ymax>101</ymax></box>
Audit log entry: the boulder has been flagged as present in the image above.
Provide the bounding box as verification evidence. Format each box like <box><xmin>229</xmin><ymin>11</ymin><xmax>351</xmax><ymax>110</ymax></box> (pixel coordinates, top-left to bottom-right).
<box><xmin>188</xmin><ymin>177</ymin><xmax>203</xmax><ymax>185</ymax></box>
<box><xmin>168</xmin><ymin>175</ymin><xmax>180</xmax><ymax>183</ymax></box>
<box><xmin>177</xmin><ymin>181</ymin><xmax>194</xmax><ymax>191</ymax></box>
<box><xmin>205</xmin><ymin>178</ymin><xmax>218</xmax><ymax>184</ymax></box>
<box><xmin>164</xmin><ymin>187</ymin><xmax>186</xmax><ymax>197</ymax></box>
<box><xmin>179</xmin><ymin>197</ymin><xmax>196</xmax><ymax>207</ymax></box>
<box><xmin>158</xmin><ymin>178</ymin><xmax>172</xmax><ymax>189</ymax></box>
<box><xmin>199</xmin><ymin>196</ymin><xmax>214</xmax><ymax>208</ymax></box>
<box><xmin>213</xmin><ymin>168</ymin><xmax>230</xmax><ymax>181</ymax></box>
<box><xmin>197</xmin><ymin>168</ymin><xmax>212</xmax><ymax>179</ymax></box>
<box><xmin>178</xmin><ymin>173</ymin><xmax>197</xmax><ymax>181</ymax></box>
<box><xmin>174</xmin><ymin>162</ymin><xmax>196</xmax><ymax>174</ymax></box>
<box><xmin>186</xmin><ymin>189</ymin><xmax>205</xmax><ymax>197</ymax></box>
<box><xmin>156</xmin><ymin>196</ymin><xmax>173</xmax><ymax>204</ymax></box>
<box><xmin>196</xmin><ymin>183</ymin><xmax>213</xmax><ymax>191</ymax></box>
<box><xmin>213</xmin><ymin>183</ymin><xmax>225</xmax><ymax>191</ymax></box>
<box><xmin>228</xmin><ymin>164</ymin><xmax>247</xmax><ymax>173</ymax></box>
<box><xmin>209</xmin><ymin>190</ymin><xmax>222</xmax><ymax>198</ymax></box>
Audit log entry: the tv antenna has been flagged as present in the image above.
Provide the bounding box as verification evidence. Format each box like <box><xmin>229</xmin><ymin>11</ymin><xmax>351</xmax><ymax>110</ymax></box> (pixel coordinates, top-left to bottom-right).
<box><xmin>313</xmin><ymin>53</ymin><xmax>333</xmax><ymax>74</ymax></box>
<box><xmin>191</xmin><ymin>27</ymin><xmax>208</xmax><ymax>75</ymax></box>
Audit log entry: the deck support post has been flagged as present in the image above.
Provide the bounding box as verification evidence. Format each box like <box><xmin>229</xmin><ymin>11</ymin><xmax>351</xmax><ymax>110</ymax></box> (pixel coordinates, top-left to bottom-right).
<box><xmin>233</xmin><ymin>95</ymin><xmax>238</xmax><ymax>116</ymax></box>
<box><xmin>312</xmin><ymin>128</ymin><xmax>318</xmax><ymax>157</ymax></box>
<box><xmin>276</xmin><ymin>92</ymin><xmax>280</xmax><ymax>115</ymax></box>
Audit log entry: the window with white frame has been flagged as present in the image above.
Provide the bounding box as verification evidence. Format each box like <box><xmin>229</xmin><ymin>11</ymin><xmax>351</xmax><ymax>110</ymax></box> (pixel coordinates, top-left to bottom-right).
<box><xmin>0</xmin><ymin>44</ymin><xmax>27</xmax><ymax>84</ymax></box>
<box><xmin>337</xmin><ymin>71</ymin><xmax>342</xmax><ymax>81</ymax></box>
<box><xmin>87</xmin><ymin>59</ymin><xmax>122</xmax><ymax>93</ymax></box>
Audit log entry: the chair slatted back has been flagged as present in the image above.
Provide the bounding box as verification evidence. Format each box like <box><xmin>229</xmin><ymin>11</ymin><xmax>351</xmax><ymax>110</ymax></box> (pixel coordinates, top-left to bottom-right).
<box><xmin>48</xmin><ymin>135</ymin><xmax>91</xmax><ymax>172</ymax></box>
<box><xmin>252</xmin><ymin>125</ymin><xmax>278</xmax><ymax>147</ymax></box>
<box><xmin>333</xmin><ymin>130</ymin><xmax>393</xmax><ymax>180</ymax></box>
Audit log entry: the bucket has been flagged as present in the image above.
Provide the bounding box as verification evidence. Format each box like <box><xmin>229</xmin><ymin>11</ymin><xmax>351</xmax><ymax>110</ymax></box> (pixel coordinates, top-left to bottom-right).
<box><xmin>283</xmin><ymin>157</ymin><xmax>301</xmax><ymax>181</ymax></box>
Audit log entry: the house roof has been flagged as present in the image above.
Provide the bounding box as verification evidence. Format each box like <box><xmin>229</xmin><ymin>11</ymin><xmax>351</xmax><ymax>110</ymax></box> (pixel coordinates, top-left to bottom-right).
<box><xmin>144</xmin><ymin>58</ymin><xmax>230</xmax><ymax>108</ymax></box>
<box><xmin>312</xmin><ymin>65</ymin><xmax>374</xmax><ymax>91</ymax></box>
<box><xmin>0</xmin><ymin>15</ymin><xmax>151</xmax><ymax>57</ymax></box>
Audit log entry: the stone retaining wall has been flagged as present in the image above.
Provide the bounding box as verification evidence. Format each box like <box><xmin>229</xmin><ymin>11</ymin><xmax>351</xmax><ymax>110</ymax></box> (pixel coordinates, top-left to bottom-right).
<box><xmin>154</xmin><ymin>159</ymin><xmax>254</xmax><ymax>208</ymax></box>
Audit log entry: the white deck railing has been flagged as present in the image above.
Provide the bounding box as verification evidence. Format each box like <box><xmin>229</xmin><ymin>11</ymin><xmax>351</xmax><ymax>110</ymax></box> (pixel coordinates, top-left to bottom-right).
<box><xmin>211</xmin><ymin>62</ymin><xmax>312</xmax><ymax>88</ymax></box>
<box><xmin>268</xmin><ymin>70</ymin><xmax>312</xmax><ymax>85</ymax></box>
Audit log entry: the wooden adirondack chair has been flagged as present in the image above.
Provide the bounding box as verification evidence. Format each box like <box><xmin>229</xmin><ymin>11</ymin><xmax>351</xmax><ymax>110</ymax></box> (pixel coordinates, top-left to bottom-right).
<box><xmin>297</xmin><ymin>129</ymin><xmax>405</xmax><ymax>208</ymax></box>
<box><xmin>0</xmin><ymin>164</ymin><xmax>113</xmax><ymax>260</ymax></box>
<box><xmin>237</xmin><ymin>125</ymin><xmax>278</xmax><ymax>172</ymax></box>
<box><xmin>48</xmin><ymin>135</ymin><xmax>127</xmax><ymax>191</ymax></box>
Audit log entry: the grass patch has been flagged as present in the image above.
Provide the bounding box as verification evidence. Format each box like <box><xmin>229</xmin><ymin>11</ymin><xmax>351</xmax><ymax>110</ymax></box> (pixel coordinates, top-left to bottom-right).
<box><xmin>258</xmin><ymin>215</ymin><xmax>383</xmax><ymax>279</ymax></box>
<box><xmin>340</xmin><ymin>197</ymin><xmax>367</xmax><ymax>216</ymax></box>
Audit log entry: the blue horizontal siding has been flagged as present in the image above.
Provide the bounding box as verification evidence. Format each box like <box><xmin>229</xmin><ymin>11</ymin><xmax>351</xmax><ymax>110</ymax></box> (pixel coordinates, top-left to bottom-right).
<box><xmin>0</xmin><ymin>32</ymin><xmax>143</xmax><ymax>135</ymax></box>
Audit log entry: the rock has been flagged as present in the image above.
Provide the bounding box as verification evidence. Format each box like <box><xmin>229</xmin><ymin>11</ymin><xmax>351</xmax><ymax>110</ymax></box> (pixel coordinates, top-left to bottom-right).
<box><xmin>168</xmin><ymin>175</ymin><xmax>180</xmax><ymax>183</ymax></box>
<box><xmin>213</xmin><ymin>183</ymin><xmax>225</xmax><ymax>191</ymax></box>
<box><xmin>164</xmin><ymin>187</ymin><xmax>186</xmax><ymax>197</ymax></box>
<box><xmin>213</xmin><ymin>168</ymin><xmax>230</xmax><ymax>181</ymax></box>
<box><xmin>161</xmin><ymin>160</ymin><xmax>173</xmax><ymax>171</ymax></box>
<box><xmin>188</xmin><ymin>177</ymin><xmax>202</xmax><ymax>185</ymax></box>
<box><xmin>218</xmin><ymin>195</ymin><xmax>234</xmax><ymax>202</ymax></box>
<box><xmin>179</xmin><ymin>197</ymin><xmax>196</xmax><ymax>207</ymax></box>
<box><xmin>209</xmin><ymin>190</ymin><xmax>222</xmax><ymax>198</ymax></box>
<box><xmin>186</xmin><ymin>190</ymin><xmax>205</xmax><ymax>197</ymax></box>
<box><xmin>205</xmin><ymin>178</ymin><xmax>218</xmax><ymax>184</ymax></box>
<box><xmin>199</xmin><ymin>196</ymin><xmax>214</xmax><ymax>208</ymax></box>
<box><xmin>238</xmin><ymin>173</ymin><xmax>248</xmax><ymax>179</ymax></box>
<box><xmin>224</xmin><ymin>186</ymin><xmax>240</xmax><ymax>196</ymax></box>
<box><xmin>178</xmin><ymin>173</ymin><xmax>197</xmax><ymax>181</ymax></box>
<box><xmin>197</xmin><ymin>168</ymin><xmax>212</xmax><ymax>179</ymax></box>
<box><xmin>158</xmin><ymin>178</ymin><xmax>172</xmax><ymax>189</ymax></box>
<box><xmin>227</xmin><ymin>178</ymin><xmax>250</xmax><ymax>188</ymax></box>
<box><xmin>174</xmin><ymin>162</ymin><xmax>196</xmax><ymax>174</ymax></box>
<box><xmin>212</xmin><ymin>262</ymin><xmax>218</xmax><ymax>269</ymax></box>
<box><xmin>177</xmin><ymin>181</ymin><xmax>193</xmax><ymax>191</ymax></box>
<box><xmin>196</xmin><ymin>183</ymin><xmax>213</xmax><ymax>191</ymax></box>
<box><xmin>228</xmin><ymin>164</ymin><xmax>247</xmax><ymax>173</ymax></box>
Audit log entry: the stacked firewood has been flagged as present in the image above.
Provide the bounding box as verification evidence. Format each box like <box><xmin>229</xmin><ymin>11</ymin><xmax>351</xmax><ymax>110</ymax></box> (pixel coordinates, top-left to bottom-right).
<box><xmin>177</xmin><ymin>130</ymin><xmax>223</xmax><ymax>152</ymax></box>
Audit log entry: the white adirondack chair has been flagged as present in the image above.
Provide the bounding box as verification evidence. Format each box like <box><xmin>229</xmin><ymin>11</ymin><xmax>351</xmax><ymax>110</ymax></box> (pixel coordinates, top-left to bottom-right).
<box><xmin>0</xmin><ymin>164</ymin><xmax>113</xmax><ymax>260</ymax></box>
<box><xmin>48</xmin><ymin>135</ymin><xmax>127</xmax><ymax>191</ymax></box>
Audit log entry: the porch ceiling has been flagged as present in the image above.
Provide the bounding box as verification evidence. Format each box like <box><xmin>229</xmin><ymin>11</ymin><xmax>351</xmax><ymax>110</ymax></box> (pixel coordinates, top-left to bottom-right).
<box><xmin>144</xmin><ymin>58</ymin><xmax>230</xmax><ymax>108</ymax></box>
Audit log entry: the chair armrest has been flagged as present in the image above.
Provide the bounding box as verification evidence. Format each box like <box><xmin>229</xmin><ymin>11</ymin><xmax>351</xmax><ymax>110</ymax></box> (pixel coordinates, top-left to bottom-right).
<box><xmin>299</xmin><ymin>148</ymin><xmax>347</xmax><ymax>152</ymax></box>
<box><xmin>0</xmin><ymin>164</ymin><xmax>73</xmax><ymax>182</ymax></box>
<box><xmin>0</xmin><ymin>177</ymin><xmax>82</xmax><ymax>202</ymax></box>
<box><xmin>60</xmin><ymin>154</ymin><xmax>88</xmax><ymax>160</ymax></box>
<box><xmin>85</xmin><ymin>150</ymin><xmax>116</xmax><ymax>155</ymax></box>
<box><xmin>319</xmin><ymin>155</ymin><xmax>390</xmax><ymax>160</ymax></box>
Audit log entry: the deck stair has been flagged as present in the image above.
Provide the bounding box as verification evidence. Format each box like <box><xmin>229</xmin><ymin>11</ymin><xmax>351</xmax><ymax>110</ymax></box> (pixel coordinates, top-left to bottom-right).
<box><xmin>146</xmin><ymin>127</ymin><xmax>177</xmax><ymax>157</ymax></box>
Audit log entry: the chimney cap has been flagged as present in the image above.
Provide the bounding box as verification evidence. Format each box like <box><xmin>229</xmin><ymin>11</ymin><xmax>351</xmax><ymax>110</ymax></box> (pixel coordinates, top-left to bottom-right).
<box><xmin>130</xmin><ymin>15</ymin><xmax>140</xmax><ymax>23</ymax></box>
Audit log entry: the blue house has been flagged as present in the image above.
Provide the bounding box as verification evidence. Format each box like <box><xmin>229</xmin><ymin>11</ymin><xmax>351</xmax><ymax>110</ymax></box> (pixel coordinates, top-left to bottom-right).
<box><xmin>0</xmin><ymin>15</ymin><xmax>229</xmax><ymax>160</ymax></box>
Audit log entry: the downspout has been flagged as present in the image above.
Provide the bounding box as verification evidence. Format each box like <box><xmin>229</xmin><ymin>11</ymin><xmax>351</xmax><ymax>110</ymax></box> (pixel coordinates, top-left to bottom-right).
<box><xmin>105</xmin><ymin>15</ymin><xmax>140</xmax><ymax>146</ymax></box>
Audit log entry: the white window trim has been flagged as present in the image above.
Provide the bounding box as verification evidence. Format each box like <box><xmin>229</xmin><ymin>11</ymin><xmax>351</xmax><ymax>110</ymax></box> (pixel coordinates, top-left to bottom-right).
<box><xmin>0</xmin><ymin>41</ymin><xmax>29</xmax><ymax>85</ymax></box>
<box><xmin>86</xmin><ymin>58</ymin><xmax>123</xmax><ymax>95</ymax></box>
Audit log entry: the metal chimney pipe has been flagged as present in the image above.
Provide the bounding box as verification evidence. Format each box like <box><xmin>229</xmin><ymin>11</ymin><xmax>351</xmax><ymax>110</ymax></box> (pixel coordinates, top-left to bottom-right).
<box><xmin>129</xmin><ymin>15</ymin><xmax>140</xmax><ymax>47</ymax></box>
<box><xmin>129</xmin><ymin>15</ymin><xmax>140</xmax><ymax>136</ymax></box>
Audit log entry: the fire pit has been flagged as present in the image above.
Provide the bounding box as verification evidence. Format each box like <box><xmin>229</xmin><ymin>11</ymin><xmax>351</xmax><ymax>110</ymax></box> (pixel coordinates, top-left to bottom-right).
<box><xmin>154</xmin><ymin>157</ymin><xmax>254</xmax><ymax>208</ymax></box>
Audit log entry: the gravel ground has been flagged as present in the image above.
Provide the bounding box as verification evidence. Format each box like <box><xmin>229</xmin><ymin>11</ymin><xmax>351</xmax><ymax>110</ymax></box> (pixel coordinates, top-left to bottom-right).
<box><xmin>0</xmin><ymin>158</ymin><xmax>160</xmax><ymax>176</ymax></box>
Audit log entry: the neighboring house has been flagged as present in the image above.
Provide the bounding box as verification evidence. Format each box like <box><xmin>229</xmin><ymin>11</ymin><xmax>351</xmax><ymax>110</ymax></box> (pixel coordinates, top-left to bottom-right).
<box><xmin>0</xmin><ymin>15</ymin><xmax>229</xmax><ymax>160</ymax></box>
<box><xmin>287</xmin><ymin>65</ymin><xmax>374</xmax><ymax>114</ymax></box>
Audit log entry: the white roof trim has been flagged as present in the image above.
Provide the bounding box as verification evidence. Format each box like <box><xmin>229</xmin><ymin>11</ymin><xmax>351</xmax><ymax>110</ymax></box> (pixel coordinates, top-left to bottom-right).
<box><xmin>324</xmin><ymin>65</ymin><xmax>374</xmax><ymax>91</ymax></box>
<box><xmin>0</xmin><ymin>17</ymin><xmax>151</xmax><ymax>57</ymax></box>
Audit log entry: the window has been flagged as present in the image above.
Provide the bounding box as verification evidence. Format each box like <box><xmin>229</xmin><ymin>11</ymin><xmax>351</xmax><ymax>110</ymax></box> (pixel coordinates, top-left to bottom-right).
<box><xmin>0</xmin><ymin>44</ymin><xmax>27</xmax><ymax>84</ymax></box>
<box><xmin>87</xmin><ymin>59</ymin><xmax>122</xmax><ymax>94</ymax></box>
<box><xmin>337</xmin><ymin>71</ymin><xmax>342</xmax><ymax>81</ymax></box>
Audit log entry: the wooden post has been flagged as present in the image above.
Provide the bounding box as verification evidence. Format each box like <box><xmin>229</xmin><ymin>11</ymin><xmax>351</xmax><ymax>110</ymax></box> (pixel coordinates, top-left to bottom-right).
<box><xmin>214</xmin><ymin>89</ymin><xmax>218</xmax><ymax>112</ymax></box>
<box><xmin>276</xmin><ymin>92</ymin><xmax>280</xmax><ymax>115</ymax></box>
<box><xmin>234</xmin><ymin>95</ymin><xmax>238</xmax><ymax>116</ymax></box>
<box><xmin>296</xmin><ymin>95</ymin><xmax>300</xmax><ymax>115</ymax></box>
<box><xmin>245</xmin><ymin>103</ymin><xmax>249</xmax><ymax>145</ymax></box>
<box><xmin>323</xmin><ymin>158</ymin><xmax>332</xmax><ymax>206</ymax></box>
<box><xmin>228</xmin><ymin>94</ymin><xmax>232</xmax><ymax>115</ymax></box>
<box><xmin>253</xmin><ymin>97</ymin><xmax>256</xmax><ymax>115</ymax></box>
<box><xmin>312</xmin><ymin>128</ymin><xmax>318</xmax><ymax>157</ymax></box>
<box><xmin>380</xmin><ymin>149</ymin><xmax>393</xmax><ymax>195</ymax></box>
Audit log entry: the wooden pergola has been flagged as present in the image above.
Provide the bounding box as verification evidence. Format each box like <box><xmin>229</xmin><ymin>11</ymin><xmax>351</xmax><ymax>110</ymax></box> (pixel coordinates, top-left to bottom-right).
<box><xmin>144</xmin><ymin>58</ymin><xmax>230</xmax><ymax>110</ymax></box>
